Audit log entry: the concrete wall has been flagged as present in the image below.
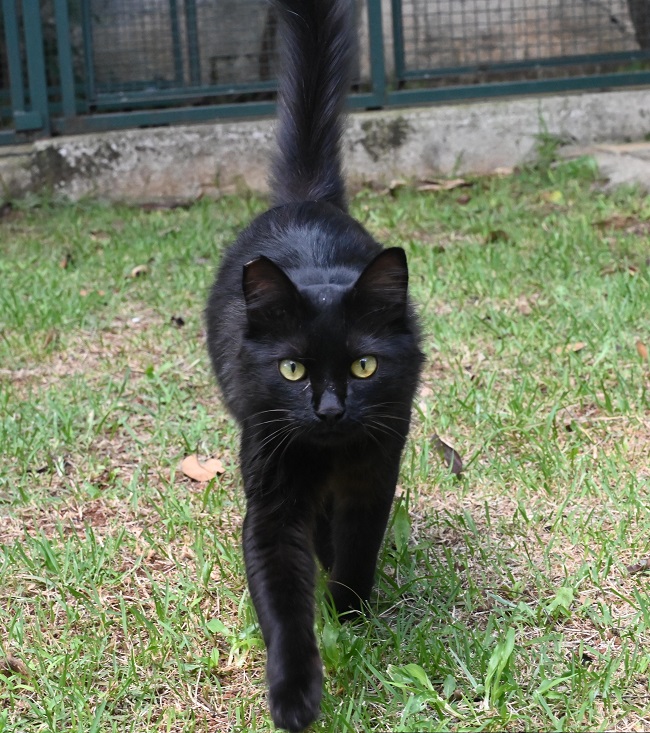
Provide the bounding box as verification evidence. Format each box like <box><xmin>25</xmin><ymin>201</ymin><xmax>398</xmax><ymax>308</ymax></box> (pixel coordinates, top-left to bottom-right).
<box><xmin>3</xmin><ymin>87</ymin><xmax>649</xmax><ymax>203</ymax></box>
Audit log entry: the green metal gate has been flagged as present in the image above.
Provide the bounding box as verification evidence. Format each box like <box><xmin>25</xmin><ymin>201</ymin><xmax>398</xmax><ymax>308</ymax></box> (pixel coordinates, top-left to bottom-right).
<box><xmin>1</xmin><ymin>0</ymin><xmax>650</xmax><ymax>145</ymax></box>
<box><xmin>387</xmin><ymin>0</ymin><xmax>650</xmax><ymax>106</ymax></box>
<box><xmin>1</xmin><ymin>0</ymin><xmax>51</xmax><ymax>143</ymax></box>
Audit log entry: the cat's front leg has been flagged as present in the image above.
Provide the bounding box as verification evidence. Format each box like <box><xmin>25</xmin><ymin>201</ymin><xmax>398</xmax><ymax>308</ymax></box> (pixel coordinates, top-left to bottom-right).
<box><xmin>242</xmin><ymin>501</ymin><xmax>322</xmax><ymax>732</ymax></box>
<box><xmin>327</xmin><ymin>458</ymin><xmax>400</xmax><ymax>616</ymax></box>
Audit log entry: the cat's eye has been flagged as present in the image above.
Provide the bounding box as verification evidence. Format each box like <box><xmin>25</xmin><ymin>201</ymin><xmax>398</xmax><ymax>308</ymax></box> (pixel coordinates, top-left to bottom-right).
<box><xmin>279</xmin><ymin>359</ymin><xmax>307</xmax><ymax>381</ymax></box>
<box><xmin>350</xmin><ymin>355</ymin><xmax>377</xmax><ymax>379</ymax></box>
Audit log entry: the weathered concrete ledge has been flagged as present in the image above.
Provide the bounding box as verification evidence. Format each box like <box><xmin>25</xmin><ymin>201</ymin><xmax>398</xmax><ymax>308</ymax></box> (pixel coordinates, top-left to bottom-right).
<box><xmin>2</xmin><ymin>87</ymin><xmax>650</xmax><ymax>203</ymax></box>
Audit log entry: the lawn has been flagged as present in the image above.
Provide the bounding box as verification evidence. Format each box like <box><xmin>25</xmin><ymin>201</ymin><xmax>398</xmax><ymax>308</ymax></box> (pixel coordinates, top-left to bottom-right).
<box><xmin>1</xmin><ymin>152</ymin><xmax>649</xmax><ymax>732</ymax></box>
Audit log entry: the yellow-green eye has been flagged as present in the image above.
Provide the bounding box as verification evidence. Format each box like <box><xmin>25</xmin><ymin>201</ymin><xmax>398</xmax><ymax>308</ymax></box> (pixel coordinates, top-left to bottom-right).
<box><xmin>279</xmin><ymin>359</ymin><xmax>307</xmax><ymax>381</ymax></box>
<box><xmin>350</xmin><ymin>355</ymin><xmax>377</xmax><ymax>379</ymax></box>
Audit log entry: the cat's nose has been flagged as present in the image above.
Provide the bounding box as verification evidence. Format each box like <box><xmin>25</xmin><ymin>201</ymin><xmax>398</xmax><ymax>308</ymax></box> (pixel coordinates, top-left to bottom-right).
<box><xmin>316</xmin><ymin>390</ymin><xmax>344</xmax><ymax>423</ymax></box>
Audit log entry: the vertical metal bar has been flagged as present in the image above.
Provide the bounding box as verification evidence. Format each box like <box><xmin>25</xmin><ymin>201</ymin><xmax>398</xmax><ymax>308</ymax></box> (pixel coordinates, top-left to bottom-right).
<box><xmin>54</xmin><ymin>0</ymin><xmax>77</xmax><ymax>118</ymax></box>
<box><xmin>390</xmin><ymin>0</ymin><xmax>405</xmax><ymax>82</ymax></box>
<box><xmin>2</xmin><ymin>0</ymin><xmax>26</xmax><ymax>113</ymax></box>
<box><xmin>184</xmin><ymin>0</ymin><xmax>201</xmax><ymax>86</ymax></box>
<box><xmin>169</xmin><ymin>0</ymin><xmax>185</xmax><ymax>86</ymax></box>
<box><xmin>22</xmin><ymin>0</ymin><xmax>50</xmax><ymax>132</ymax></box>
<box><xmin>365</xmin><ymin>0</ymin><xmax>386</xmax><ymax>107</ymax></box>
<box><xmin>80</xmin><ymin>0</ymin><xmax>96</xmax><ymax>103</ymax></box>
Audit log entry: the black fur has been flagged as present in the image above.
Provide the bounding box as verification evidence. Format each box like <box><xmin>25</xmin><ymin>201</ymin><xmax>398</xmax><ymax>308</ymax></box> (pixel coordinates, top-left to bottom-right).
<box><xmin>205</xmin><ymin>1</ymin><xmax>423</xmax><ymax>729</ymax></box>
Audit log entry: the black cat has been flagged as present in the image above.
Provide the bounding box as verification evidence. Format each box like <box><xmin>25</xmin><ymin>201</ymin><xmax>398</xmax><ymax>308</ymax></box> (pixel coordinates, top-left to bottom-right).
<box><xmin>205</xmin><ymin>0</ymin><xmax>423</xmax><ymax>729</ymax></box>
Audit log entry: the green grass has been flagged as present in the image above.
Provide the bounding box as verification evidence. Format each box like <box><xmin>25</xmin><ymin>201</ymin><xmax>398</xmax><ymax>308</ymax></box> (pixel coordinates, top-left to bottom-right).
<box><xmin>1</xmin><ymin>156</ymin><xmax>649</xmax><ymax>732</ymax></box>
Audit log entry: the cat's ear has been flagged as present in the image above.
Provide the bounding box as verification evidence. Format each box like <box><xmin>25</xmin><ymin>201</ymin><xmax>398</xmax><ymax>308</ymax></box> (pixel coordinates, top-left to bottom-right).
<box><xmin>351</xmin><ymin>247</ymin><xmax>409</xmax><ymax>322</ymax></box>
<box><xmin>242</xmin><ymin>256</ymin><xmax>300</xmax><ymax>329</ymax></box>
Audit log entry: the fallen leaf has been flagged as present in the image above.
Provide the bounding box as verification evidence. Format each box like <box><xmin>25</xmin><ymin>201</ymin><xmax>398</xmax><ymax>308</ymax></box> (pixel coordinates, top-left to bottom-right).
<box><xmin>129</xmin><ymin>264</ymin><xmax>148</xmax><ymax>278</ymax></box>
<box><xmin>26</xmin><ymin>463</ymin><xmax>50</xmax><ymax>474</ymax></box>
<box><xmin>430</xmin><ymin>434</ymin><xmax>463</xmax><ymax>476</ymax></box>
<box><xmin>59</xmin><ymin>252</ymin><xmax>74</xmax><ymax>269</ymax></box>
<box><xmin>416</xmin><ymin>178</ymin><xmax>470</xmax><ymax>192</ymax></box>
<box><xmin>43</xmin><ymin>329</ymin><xmax>59</xmax><ymax>348</ymax></box>
<box><xmin>594</xmin><ymin>215</ymin><xmax>650</xmax><ymax>235</ymax></box>
<box><xmin>485</xmin><ymin>229</ymin><xmax>510</xmax><ymax>244</ymax></box>
<box><xmin>555</xmin><ymin>342</ymin><xmax>586</xmax><ymax>354</ymax></box>
<box><xmin>514</xmin><ymin>295</ymin><xmax>537</xmax><ymax>315</ymax></box>
<box><xmin>181</xmin><ymin>455</ymin><xmax>225</xmax><ymax>482</ymax></box>
<box><xmin>627</xmin><ymin>558</ymin><xmax>650</xmax><ymax>574</ymax></box>
<box><xmin>594</xmin><ymin>215</ymin><xmax>632</xmax><ymax>230</ymax></box>
<box><xmin>637</xmin><ymin>341</ymin><xmax>648</xmax><ymax>361</ymax></box>
<box><xmin>387</xmin><ymin>179</ymin><xmax>407</xmax><ymax>196</ymax></box>
<box><xmin>601</xmin><ymin>262</ymin><xmax>640</xmax><ymax>276</ymax></box>
<box><xmin>138</xmin><ymin>200</ymin><xmax>193</xmax><ymax>212</ymax></box>
<box><xmin>0</xmin><ymin>655</ymin><xmax>30</xmax><ymax>678</ymax></box>
<box><xmin>90</xmin><ymin>230</ymin><xmax>111</xmax><ymax>242</ymax></box>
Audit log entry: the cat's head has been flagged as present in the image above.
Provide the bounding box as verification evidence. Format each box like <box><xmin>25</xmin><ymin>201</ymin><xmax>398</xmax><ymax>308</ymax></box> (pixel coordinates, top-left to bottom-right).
<box><xmin>237</xmin><ymin>248</ymin><xmax>423</xmax><ymax>448</ymax></box>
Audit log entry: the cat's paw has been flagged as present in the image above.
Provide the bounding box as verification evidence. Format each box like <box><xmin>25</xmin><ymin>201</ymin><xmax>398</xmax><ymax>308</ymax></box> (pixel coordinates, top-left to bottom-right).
<box><xmin>268</xmin><ymin>655</ymin><xmax>322</xmax><ymax>732</ymax></box>
<box><xmin>327</xmin><ymin>581</ymin><xmax>368</xmax><ymax>618</ymax></box>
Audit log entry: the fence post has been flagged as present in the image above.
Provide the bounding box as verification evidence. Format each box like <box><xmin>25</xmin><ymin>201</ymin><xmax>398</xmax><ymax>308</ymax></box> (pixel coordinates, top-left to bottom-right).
<box><xmin>54</xmin><ymin>0</ymin><xmax>77</xmax><ymax>120</ymax></box>
<box><xmin>365</xmin><ymin>0</ymin><xmax>386</xmax><ymax>107</ymax></box>
<box><xmin>22</xmin><ymin>0</ymin><xmax>50</xmax><ymax>134</ymax></box>
<box><xmin>2</xmin><ymin>0</ymin><xmax>26</xmax><ymax>115</ymax></box>
<box><xmin>2</xmin><ymin>0</ymin><xmax>50</xmax><ymax>133</ymax></box>
<box><xmin>185</xmin><ymin>0</ymin><xmax>201</xmax><ymax>85</ymax></box>
<box><xmin>390</xmin><ymin>0</ymin><xmax>405</xmax><ymax>83</ymax></box>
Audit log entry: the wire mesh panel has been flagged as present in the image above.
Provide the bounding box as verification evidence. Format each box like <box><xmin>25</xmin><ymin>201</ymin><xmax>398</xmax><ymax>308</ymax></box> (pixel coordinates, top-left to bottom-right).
<box><xmin>2</xmin><ymin>0</ymin><xmax>650</xmax><ymax>141</ymax></box>
<box><xmin>392</xmin><ymin>0</ymin><xmax>650</xmax><ymax>87</ymax></box>
<box><xmin>82</xmin><ymin>0</ymin><xmax>278</xmax><ymax>100</ymax></box>
<box><xmin>75</xmin><ymin>0</ymin><xmax>376</xmax><ymax>110</ymax></box>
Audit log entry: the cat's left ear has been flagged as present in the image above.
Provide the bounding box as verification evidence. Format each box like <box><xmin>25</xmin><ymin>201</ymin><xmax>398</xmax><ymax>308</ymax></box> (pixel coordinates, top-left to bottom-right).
<box><xmin>351</xmin><ymin>247</ymin><xmax>409</xmax><ymax>321</ymax></box>
<box><xmin>242</xmin><ymin>256</ymin><xmax>300</xmax><ymax>331</ymax></box>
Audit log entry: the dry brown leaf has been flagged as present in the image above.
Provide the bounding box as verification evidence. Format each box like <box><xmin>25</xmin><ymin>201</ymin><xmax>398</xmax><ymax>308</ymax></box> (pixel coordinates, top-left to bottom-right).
<box><xmin>181</xmin><ymin>455</ymin><xmax>225</xmax><ymax>482</ymax></box>
<box><xmin>485</xmin><ymin>229</ymin><xmax>510</xmax><ymax>244</ymax></box>
<box><xmin>129</xmin><ymin>264</ymin><xmax>149</xmax><ymax>278</ymax></box>
<box><xmin>637</xmin><ymin>341</ymin><xmax>648</xmax><ymax>361</ymax></box>
<box><xmin>627</xmin><ymin>558</ymin><xmax>650</xmax><ymax>574</ymax></box>
<box><xmin>601</xmin><ymin>262</ymin><xmax>640</xmax><ymax>276</ymax></box>
<box><xmin>430</xmin><ymin>434</ymin><xmax>463</xmax><ymax>476</ymax></box>
<box><xmin>594</xmin><ymin>215</ymin><xmax>650</xmax><ymax>235</ymax></box>
<box><xmin>416</xmin><ymin>178</ymin><xmax>470</xmax><ymax>192</ymax></box>
<box><xmin>90</xmin><ymin>230</ymin><xmax>111</xmax><ymax>242</ymax></box>
<box><xmin>555</xmin><ymin>342</ymin><xmax>586</xmax><ymax>354</ymax></box>
<box><xmin>139</xmin><ymin>200</ymin><xmax>192</xmax><ymax>212</ymax></box>
<box><xmin>0</xmin><ymin>655</ymin><xmax>30</xmax><ymax>678</ymax></box>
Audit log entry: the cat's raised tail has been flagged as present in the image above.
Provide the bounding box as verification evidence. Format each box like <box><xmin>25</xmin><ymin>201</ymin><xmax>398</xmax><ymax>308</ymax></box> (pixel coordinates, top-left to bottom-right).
<box><xmin>270</xmin><ymin>0</ymin><xmax>356</xmax><ymax>212</ymax></box>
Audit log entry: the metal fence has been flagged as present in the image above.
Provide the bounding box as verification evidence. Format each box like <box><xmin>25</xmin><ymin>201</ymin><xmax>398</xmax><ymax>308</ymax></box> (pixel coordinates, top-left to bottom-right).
<box><xmin>2</xmin><ymin>0</ymin><xmax>650</xmax><ymax>145</ymax></box>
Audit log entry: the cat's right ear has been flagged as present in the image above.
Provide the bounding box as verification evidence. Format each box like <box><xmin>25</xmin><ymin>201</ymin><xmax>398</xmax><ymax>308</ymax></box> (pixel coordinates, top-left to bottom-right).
<box><xmin>242</xmin><ymin>256</ymin><xmax>300</xmax><ymax>330</ymax></box>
